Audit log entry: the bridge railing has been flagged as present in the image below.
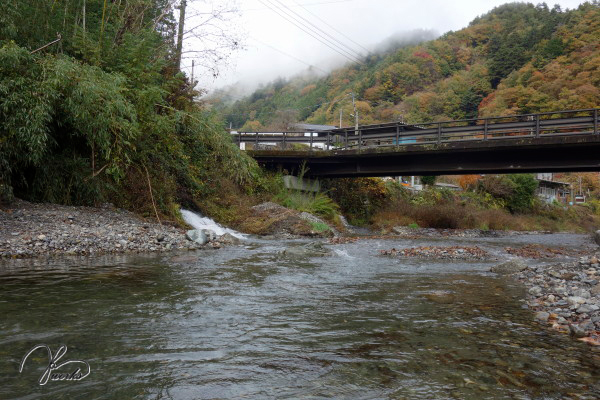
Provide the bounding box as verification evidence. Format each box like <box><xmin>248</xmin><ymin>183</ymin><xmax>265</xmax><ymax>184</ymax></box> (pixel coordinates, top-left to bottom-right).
<box><xmin>231</xmin><ymin>108</ymin><xmax>599</xmax><ymax>152</ymax></box>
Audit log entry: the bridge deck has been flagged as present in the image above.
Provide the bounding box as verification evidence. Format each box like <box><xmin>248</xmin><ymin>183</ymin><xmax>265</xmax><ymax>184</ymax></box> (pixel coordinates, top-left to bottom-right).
<box><xmin>232</xmin><ymin>109</ymin><xmax>600</xmax><ymax>177</ymax></box>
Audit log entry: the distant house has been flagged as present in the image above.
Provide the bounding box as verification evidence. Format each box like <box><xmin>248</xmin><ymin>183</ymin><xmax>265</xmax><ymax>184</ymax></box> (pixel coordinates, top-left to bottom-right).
<box><xmin>535</xmin><ymin>173</ymin><xmax>570</xmax><ymax>204</ymax></box>
<box><xmin>392</xmin><ymin>176</ymin><xmax>461</xmax><ymax>192</ymax></box>
<box><xmin>291</xmin><ymin>123</ymin><xmax>337</xmax><ymax>132</ymax></box>
<box><xmin>434</xmin><ymin>182</ymin><xmax>461</xmax><ymax>191</ymax></box>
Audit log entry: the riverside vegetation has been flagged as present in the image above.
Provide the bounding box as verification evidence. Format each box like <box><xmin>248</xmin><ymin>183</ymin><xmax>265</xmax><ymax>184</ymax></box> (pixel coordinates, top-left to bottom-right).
<box><xmin>0</xmin><ymin>0</ymin><xmax>283</xmax><ymax>233</ymax></box>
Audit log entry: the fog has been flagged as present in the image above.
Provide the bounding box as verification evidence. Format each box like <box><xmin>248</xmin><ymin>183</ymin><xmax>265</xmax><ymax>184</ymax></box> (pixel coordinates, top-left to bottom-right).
<box><xmin>183</xmin><ymin>0</ymin><xmax>588</xmax><ymax>95</ymax></box>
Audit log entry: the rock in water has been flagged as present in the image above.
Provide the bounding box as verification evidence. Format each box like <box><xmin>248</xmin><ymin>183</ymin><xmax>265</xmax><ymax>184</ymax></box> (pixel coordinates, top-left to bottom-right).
<box><xmin>281</xmin><ymin>242</ymin><xmax>330</xmax><ymax>258</ymax></box>
<box><xmin>218</xmin><ymin>233</ymin><xmax>241</xmax><ymax>245</ymax></box>
<box><xmin>490</xmin><ymin>259</ymin><xmax>528</xmax><ymax>274</ymax></box>
<box><xmin>594</xmin><ymin>230</ymin><xmax>600</xmax><ymax>246</ymax></box>
<box><xmin>569</xmin><ymin>323</ymin><xmax>586</xmax><ymax>338</ymax></box>
<box><xmin>201</xmin><ymin>229</ymin><xmax>217</xmax><ymax>242</ymax></box>
<box><xmin>422</xmin><ymin>291</ymin><xmax>456</xmax><ymax>304</ymax></box>
<box><xmin>534</xmin><ymin>311</ymin><xmax>550</xmax><ymax>322</ymax></box>
<box><xmin>186</xmin><ymin>229</ymin><xmax>208</xmax><ymax>245</ymax></box>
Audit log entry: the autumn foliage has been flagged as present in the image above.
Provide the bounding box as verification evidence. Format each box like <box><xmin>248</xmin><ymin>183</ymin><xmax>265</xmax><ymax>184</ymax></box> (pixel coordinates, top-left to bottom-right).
<box><xmin>215</xmin><ymin>3</ymin><xmax>599</xmax><ymax>129</ymax></box>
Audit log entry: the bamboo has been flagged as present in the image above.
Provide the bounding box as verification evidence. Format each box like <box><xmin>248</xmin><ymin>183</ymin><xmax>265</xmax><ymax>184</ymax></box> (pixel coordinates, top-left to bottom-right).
<box><xmin>143</xmin><ymin>165</ymin><xmax>162</xmax><ymax>226</ymax></box>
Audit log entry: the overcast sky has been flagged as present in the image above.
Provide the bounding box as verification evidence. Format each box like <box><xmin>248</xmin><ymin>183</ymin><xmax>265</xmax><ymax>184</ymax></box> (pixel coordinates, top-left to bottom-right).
<box><xmin>185</xmin><ymin>0</ymin><xmax>588</xmax><ymax>94</ymax></box>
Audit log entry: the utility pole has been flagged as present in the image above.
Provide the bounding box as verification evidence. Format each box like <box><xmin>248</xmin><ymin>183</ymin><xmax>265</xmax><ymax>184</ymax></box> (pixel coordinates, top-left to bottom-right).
<box><xmin>82</xmin><ymin>0</ymin><xmax>86</xmax><ymax>33</ymax></box>
<box><xmin>339</xmin><ymin>109</ymin><xmax>343</xmax><ymax>128</ymax></box>
<box><xmin>191</xmin><ymin>60</ymin><xmax>195</xmax><ymax>87</ymax></box>
<box><xmin>351</xmin><ymin>92</ymin><xmax>359</xmax><ymax>132</ymax></box>
<box><xmin>176</xmin><ymin>0</ymin><xmax>187</xmax><ymax>71</ymax></box>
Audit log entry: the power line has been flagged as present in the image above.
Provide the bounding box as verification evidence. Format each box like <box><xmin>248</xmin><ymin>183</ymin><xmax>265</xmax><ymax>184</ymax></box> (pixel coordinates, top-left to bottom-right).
<box><xmin>250</xmin><ymin>36</ymin><xmax>328</xmax><ymax>74</ymax></box>
<box><xmin>241</xmin><ymin>0</ymin><xmax>358</xmax><ymax>13</ymax></box>
<box><xmin>264</xmin><ymin>0</ymin><xmax>364</xmax><ymax>64</ymax></box>
<box><xmin>221</xmin><ymin>95</ymin><xmax>356</xmax><ymax>119</ymax></box>
<box><xmin>257</xmin><ymin>0</ymin><xmax>363</xmax><ymax>65</ymax></box>
<box><xmin>291</xmin><ymin>0</ymin><xmax>370</xmax><ymax>54</ymax></box>
<box><xmin>271</xmin><ymin>0</ymin><xmax>365</xmax><ymax>59</ymax></box>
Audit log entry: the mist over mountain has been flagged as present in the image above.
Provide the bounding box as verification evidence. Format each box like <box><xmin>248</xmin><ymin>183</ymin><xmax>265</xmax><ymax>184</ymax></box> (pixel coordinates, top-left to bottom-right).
<box><xmin>208</xmin><ymin>28</ymin><xmax>439</xmax><ymax>103</ymax></box>
<box><xmin>209</xmin><ymin>2</ymin><xmax>599</xmax><ymax>132</ymax></box>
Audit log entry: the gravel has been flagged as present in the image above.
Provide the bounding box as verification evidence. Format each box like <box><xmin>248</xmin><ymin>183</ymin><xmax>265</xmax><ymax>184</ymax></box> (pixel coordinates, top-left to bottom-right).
<box><xmin>379</xmin><ymin>245</ymin><xmax>489</xmax><ymax>260</ymax></box>
<box><xmin>0</xmin><ymin>200</ymin><xmax>207</xmax><ymax>258</ymax></box>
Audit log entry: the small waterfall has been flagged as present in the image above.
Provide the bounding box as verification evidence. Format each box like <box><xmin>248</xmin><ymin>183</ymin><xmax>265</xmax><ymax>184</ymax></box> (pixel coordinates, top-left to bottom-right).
<box><xmin>180</xmin><ymin>209</ymin><xmax>246</xmax><ymax>239</ymax></box>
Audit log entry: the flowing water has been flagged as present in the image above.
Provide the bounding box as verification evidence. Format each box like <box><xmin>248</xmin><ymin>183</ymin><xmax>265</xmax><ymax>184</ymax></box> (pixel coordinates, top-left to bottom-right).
<box><xmin>1</xmin><ymin>232</ymin><xmax>599</xmax><ymax>399</ymax></box>
<box><xmin>180</xmin><ymin>210</ymin><xmax>246</xmax><ymax>239</ymax></box>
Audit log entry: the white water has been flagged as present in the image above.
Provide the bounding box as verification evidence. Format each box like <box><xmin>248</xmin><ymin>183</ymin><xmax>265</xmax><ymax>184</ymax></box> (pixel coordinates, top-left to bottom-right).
<box><xmin>180</xmin><ymin>209</ymin><xmax>246</xmax><ymax>239</ymax></box>
<box><xmin>333</xmin><ymin>248</ymin><xmax>355</xmax><ymax>259</ymax></box>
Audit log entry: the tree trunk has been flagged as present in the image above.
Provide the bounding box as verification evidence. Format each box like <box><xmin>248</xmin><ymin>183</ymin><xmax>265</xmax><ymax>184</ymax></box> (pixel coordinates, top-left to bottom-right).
<box><xmin>175</xmin><ymin>0</ymin><xmax>186</xmax><ymax>71</ymax></box>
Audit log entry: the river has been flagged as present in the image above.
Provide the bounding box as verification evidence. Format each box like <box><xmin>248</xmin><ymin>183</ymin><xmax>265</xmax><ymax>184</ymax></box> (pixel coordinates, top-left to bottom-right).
<box><xmin>1</xmin><ymin>233</ymin><xmax>599</xmax><ymax>399</ymax></box>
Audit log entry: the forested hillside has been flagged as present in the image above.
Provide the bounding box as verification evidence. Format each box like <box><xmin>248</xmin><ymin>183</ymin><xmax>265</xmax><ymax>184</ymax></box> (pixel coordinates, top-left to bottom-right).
<box><xmin>214</xmin><ymin>2</ymin><xmax>599</xmax><ymax>130</ymax></box>
<box><xmin>0</xmin><ymin>0</ymin><xmax>260</xmax><ymax>221</ymax></box>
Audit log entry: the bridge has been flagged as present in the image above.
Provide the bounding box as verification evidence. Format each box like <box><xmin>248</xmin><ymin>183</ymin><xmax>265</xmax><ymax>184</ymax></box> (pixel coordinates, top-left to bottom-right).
<box><xmin>231</xmin><ymin>109</ymin><xmax>600</xmax><ymax>177</ymax></box>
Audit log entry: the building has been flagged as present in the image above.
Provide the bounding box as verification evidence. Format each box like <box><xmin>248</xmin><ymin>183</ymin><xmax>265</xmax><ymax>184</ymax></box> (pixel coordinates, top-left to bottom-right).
<box><xmin>535</xmin><ymin>173</ymin><xmax>570</xmax><ymax>204</ymax></box>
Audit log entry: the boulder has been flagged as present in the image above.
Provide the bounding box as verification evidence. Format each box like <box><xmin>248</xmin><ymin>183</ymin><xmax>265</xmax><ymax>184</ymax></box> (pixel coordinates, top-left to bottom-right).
<box><xmin>567</xmin><ymin>296</ymin><xmax>587</xmax><ymax>307</ymax></box>
<box><xmin>594</xmin><ymin>230</ymin><xmax>600</xmax><ymax>246</ymax></box>
<box><xmin>186</xmin><ymin>229</ymin><xmax>208</xmax><ymax>245</ymax></box>
<box><xmin>218</xmin><ymin>233</ymin><xmax>241</xmax><ymax>245</ymax></box>
<box><xmin>201</xmin><ymin>229</ymin><xmax>217</xmax><ymax>242</ymax></box>
<box><xmin>490</xmin><ymin>259</ymin><xmax>528</xmax><ymax>274</ymax></box>
<box><xmin>281</xmin><ymin>242</ymin><xmax>330</xmax><ymax>258</ymax></box>
<box><xmin>299</xmin><ymin>212</ymin><xmax>336</xmax><ymax>237</ymax></box>
<box><xmin>528</xmin><ymin>286</ymin><xmax>543</xmax><ymax>297</ymax></box>
<box><xmin>569</xmin><ymin>323</ymin><xmax>587</xmax><ymax>338</ymax></box>
<box><xmin>422</xmin><ymin>291</ymin><xmax>456</xmax><ymax>304</ymax></box>
<box><xmin>534</xmin><ymin>311</ymin><xmax>550</xmax><ymax>322</ymax></box>
<box><xmin>576</xmin><ymin>304</ymin><xmax>596</xmax><ymax>314</ymax></box>
<box><xmin>239</xmin><ymin>202</ymin><xmax>316</xmax><ymax>237</ymax></box>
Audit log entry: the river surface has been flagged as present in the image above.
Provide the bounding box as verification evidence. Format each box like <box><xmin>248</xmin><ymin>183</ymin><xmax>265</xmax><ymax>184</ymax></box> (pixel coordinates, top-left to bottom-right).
<box><xmin>1</xmin><ymin>233</ymin><xmax>599</xmax><ymax>399</ymax></box>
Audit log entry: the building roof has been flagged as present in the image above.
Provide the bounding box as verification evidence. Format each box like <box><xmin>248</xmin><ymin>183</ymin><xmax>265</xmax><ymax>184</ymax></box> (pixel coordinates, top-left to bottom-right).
<box><xmin>434</xmin><ymin>182</ymin><xmax>461</xmax><ymax>189</ymax></box>
<box><xmin>292</xmin><ymin>123</ymin><xmax>338</xmax><ymax>132</ymax></box>
<box><xmin>536</xmin><ymin>178</ymin><xmax>570</xmax><ymax>188</ymax></box>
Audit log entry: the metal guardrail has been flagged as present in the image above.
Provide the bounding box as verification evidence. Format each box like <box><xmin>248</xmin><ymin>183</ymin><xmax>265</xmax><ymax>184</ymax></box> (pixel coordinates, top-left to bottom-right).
<box><xmin>231</xmin><ymin>109</ymin><xmax>600</xmax><ymax>152</ymax></box>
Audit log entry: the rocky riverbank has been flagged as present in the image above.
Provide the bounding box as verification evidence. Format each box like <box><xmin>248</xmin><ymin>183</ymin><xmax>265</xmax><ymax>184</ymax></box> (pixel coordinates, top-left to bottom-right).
<box><xmin>0</xmin><ymin>200</ymin><xmax>206</xmax><ymax>258</ymax></box>
<box><xmin>505</xmin><ymin>253</ymin><xmax>600</xmax><ymax>345</ymax></box>
<box><xmin>0</xmin><ymin>199</ymin><xmax>340</xmax><ymax>259</ymax></box>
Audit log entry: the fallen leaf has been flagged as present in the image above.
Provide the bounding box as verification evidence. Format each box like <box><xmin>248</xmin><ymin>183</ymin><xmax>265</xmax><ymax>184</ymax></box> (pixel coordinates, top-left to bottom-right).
<box><xmin>578</xmin><ymin>337</ymin><xmax>600</xmax><ymax>346</ymax></box>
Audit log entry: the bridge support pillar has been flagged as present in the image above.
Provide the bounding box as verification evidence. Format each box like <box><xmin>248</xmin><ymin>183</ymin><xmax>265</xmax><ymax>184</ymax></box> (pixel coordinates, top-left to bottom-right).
<box><xmin>282</xmin><ymin>175</ymin><xmax>320</xmax><ymax>192</ymax></box>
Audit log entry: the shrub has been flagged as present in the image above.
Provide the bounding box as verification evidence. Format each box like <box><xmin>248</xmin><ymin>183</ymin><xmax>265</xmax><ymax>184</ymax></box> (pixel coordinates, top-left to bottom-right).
<box><xmin>477</xmin><ymin>174</ymin><xmax>538</xmax><ymax>213</ymax></box>
<box><xmin>477</xmin><ymin>175</ymin><xmax>515</xmax><ymax>200</ymax></box>
<box><xmin>276</xmin><ymin>191</ymin><xmax>339</xmax><ymax>221</ymax></box>
<box><xmin>323</xmin><ymin>177</ymin><xmax>388</xmax><ymax>223</ymax></box>
<box><xmin>420</xmin><ymin>175</ymin><xmax>437</xmax><ymax>186</ymax></box>
<box><xmin>505</xmin><ymin>174</ymin><xmax>538</xmax><ymax>213</ymax></box>
<box><xmin>310</xmin><ymin>221</ymin><xmax>331</xmax><ymax>232</ymax></box>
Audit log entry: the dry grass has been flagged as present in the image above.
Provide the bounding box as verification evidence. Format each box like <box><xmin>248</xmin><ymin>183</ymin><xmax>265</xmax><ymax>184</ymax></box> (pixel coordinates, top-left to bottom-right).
<box><xmin>371</xmin><ymin>199</ymin><xmax>600</xmax><ymax>233</ymax></box>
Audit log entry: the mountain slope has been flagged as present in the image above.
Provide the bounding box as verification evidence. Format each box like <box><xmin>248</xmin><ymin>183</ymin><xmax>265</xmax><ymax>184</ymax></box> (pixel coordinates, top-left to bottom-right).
<box><xmin>212</xmin><ymin>2</ymin><xmax>599</xmax><ymax>130</ymax></box>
